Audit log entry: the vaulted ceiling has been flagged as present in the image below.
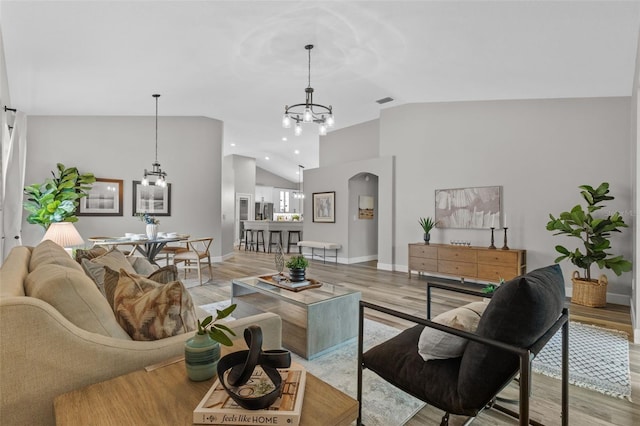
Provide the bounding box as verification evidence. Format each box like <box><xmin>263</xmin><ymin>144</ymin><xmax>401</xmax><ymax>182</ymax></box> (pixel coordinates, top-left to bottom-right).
<box><xmin>2</xmin><ymin>1</ymin><xmax>639</xmax><ymax>182</ymax></box>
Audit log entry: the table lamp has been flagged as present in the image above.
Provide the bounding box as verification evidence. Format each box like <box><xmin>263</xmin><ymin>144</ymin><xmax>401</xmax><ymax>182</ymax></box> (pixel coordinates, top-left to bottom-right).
<box><xmin>42</xmin><ymin>222</ymin><xmax>85</xmax><ymax>256</ymax></box>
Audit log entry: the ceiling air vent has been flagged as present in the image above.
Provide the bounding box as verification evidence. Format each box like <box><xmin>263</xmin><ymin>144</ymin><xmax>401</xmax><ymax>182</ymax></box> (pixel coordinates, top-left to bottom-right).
<box><xmin>376</xmin><ymin>97</ymin><xmax>394</xmax><ymax>105</ymax></box>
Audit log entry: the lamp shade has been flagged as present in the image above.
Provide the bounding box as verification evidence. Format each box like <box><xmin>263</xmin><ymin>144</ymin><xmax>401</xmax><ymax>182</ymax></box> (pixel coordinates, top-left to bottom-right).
<box><xmin>42</xmin><ymin>222</ymin><xmax>85</xmax><ymax>248</ymax></box>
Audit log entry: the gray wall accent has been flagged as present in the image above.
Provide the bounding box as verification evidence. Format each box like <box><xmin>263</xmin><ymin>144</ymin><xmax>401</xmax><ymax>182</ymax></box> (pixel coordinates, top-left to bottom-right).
<box><xmin>221</xmin><ymin>150</ymin><xmax>235</xmax><ymax>258</ymax></box>
<box><xmin>256</xmin><ymin>166</ymin><xmax>296</xmax><ymax>189</ymax></box>
<box><xmin>23</xmin><ymin>116</ymin><xmax>225</xmax><ymax>256</ymax></box>
<box><xmin>380</xmin><ymin>98</ymin><xmax>633</xmax><ymax>302</ymax></box>
<box><xmin>320</xmin><ymin>119</ymin><xmax>380</xmax><ymax>167</ymax></box>
<box><xmin>230</xmin><ymin>154</ymin><xmax>256</xmax><ymax>196</ymax></box>
<box><xmin>348</xmin><ymin>173</ymin><xmax>379</xmax><ymax>261</ymax></box>
<box><xmin>303</xmin><ymin>156</ymin><xmax>394</xmax><ymax>268</ymax></box>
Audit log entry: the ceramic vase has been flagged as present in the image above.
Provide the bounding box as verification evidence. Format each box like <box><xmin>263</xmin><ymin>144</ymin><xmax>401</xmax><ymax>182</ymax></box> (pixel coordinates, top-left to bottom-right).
<box><xmin>146</xmin><ymin>224</ymin><xmax>158</xmax><ymax>240</ymax></box>
<box><xmin>424</xmin><ymin>233</ymin><xmax>431</xmax><ymax>245</ymax></box>
<box><xmin>289</xmin><ymin>268</ymin><xmax>306</xmax><ymax>282</ymax></box>
<box><xmin>184</xmin><ymin>333</ymin><xmax>220</xmax><ymax>381</ymax></box>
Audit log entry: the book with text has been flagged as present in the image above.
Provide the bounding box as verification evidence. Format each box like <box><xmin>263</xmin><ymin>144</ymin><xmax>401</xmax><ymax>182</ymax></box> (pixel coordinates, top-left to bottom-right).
<box><xmin>193</xmin><ymin>365</ymin><xmax>306</xmax><ymax>425</ymax></box>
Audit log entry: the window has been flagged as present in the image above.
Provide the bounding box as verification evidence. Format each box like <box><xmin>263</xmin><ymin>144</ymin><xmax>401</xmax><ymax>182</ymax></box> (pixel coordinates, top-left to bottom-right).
<box><xmin>279</xmin><ymin>190</ymin><xmax>290</xmax><ymax>212</ymax></box>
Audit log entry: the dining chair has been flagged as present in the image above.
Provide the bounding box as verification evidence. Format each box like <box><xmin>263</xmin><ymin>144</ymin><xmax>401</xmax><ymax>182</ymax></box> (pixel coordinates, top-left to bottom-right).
<box><xmin>173</xmin><ymin>237</ymin><xmax>214</xmax><ymax>286</ymax></box>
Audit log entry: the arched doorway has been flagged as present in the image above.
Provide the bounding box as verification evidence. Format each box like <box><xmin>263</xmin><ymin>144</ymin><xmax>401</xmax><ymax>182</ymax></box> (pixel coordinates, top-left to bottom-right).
<box><xmin>347</xmin><ymin>172</ymin><xmax>379</xmax><ymax>264</ymax></box>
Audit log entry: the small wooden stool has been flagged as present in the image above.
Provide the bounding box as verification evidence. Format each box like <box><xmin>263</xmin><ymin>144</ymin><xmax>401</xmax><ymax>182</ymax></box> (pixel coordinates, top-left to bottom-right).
<box><xmin>254</xmin><ymin>230</ymin><xmax>266</xmax><ymax>252</ymax></box>
<box><xmin>267</xmin><ymin>230</ymin><xmax>283</xmax><ymax>253</ymax></box>
<box><xmin>287</xmin><ymin>230</ymin><xmax>302</xmax><ymax>254</ymax></box>
<box><xmin>241</xmin><ymin>229</ymin><xmax>253</xmax><ymax>251</ymax></box>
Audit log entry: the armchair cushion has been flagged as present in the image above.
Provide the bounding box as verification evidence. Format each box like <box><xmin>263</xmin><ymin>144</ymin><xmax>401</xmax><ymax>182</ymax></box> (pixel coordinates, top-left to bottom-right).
<box><xmin>457</xmin><ymin>264</ymin><xmax>565</xmax><ymax>409</ymax></box>
<box><xmin>418</xmin><ymin>301</ymin><xmax>488</xmax><ymax>361</ymax></box>
<box><xmin>112</xmin><ymin>270</ymin><xmax>197</xmax><ymax>341</ymax></box>
<box><xmin>29</xmin><ymin>240</ymin><xmax>83</xmax><ymax>273</ymax></box>
<box><xmin>75</xmin><ymin>246</ymin><xmax>108</xmax><ymax>263</ymax></box>
<box><xmin>103</xmin><ymin>265</ymin><xmax>178</xmax><ymax>309</ymax></box>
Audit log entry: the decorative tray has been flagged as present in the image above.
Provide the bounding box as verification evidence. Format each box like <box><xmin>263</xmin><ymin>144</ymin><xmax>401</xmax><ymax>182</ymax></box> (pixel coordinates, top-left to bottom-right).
<box><xmin>257</xmin><ymin>274</ymin><xmax>323</xmax><ymax>292</ymax></box>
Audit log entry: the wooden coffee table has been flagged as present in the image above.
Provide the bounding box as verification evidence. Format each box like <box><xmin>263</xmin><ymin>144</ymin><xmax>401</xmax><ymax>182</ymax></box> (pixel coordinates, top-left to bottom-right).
<box><xmin>54</xmin><ymin>355</ymin><xmax>358</xmax><ymax>426</ymax></box>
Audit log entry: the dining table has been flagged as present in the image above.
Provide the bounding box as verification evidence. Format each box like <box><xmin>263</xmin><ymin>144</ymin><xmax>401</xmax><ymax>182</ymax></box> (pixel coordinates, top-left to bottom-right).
<box><xmin>89</xmin><ymin>235</ymin><xmax>189</xmax><ymax>265</ymax></box>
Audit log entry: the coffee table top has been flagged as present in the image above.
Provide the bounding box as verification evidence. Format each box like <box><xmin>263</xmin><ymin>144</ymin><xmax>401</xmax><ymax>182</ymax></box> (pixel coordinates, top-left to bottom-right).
<box><xmin>54</xmin><ymin>355</ymin><xmax>357</xmax><ymax>426</ymax></box>
<box><xmin>232</xmin><ymin>274</ymin><xmax>358</xmax><ymax>308</ymax></box>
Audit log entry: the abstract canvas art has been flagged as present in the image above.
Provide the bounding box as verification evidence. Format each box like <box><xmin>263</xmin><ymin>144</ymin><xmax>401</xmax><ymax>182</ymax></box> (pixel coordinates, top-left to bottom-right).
<box><xmin>435</xmin><ymin>186</ymin><xmax>501</xmax><ymax>229</ymax></box>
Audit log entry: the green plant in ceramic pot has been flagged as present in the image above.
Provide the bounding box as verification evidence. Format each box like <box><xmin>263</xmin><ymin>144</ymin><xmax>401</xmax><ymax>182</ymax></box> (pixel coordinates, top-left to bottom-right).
<box><xmin>419</xmin><ymin>217</ymin><xmax>438</xmax><ymax>245</ymax></box>
<box><xmin>546</xmin><ymin>182</ymin><xmax>632</xmax><ymax>306</ymax></box>
<box><xmin>286</xmin><ymin>255</ymin><xmax>309</xmax><ymax>282</ymax></box>
<box><xmin>185</xmin><ymin>304</ymin><xmax>237</xmax><ymax>381</ymax></box>
<box><xmin>23</xmin><ymin>163</ymin><xmax>95</xmax><ymax>230</ymax></box>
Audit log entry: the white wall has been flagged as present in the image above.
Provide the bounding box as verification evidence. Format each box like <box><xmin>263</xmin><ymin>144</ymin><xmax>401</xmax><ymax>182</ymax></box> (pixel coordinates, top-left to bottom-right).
<box><xmin>632</xmin><ymin>29</ymin><xmax>640</xmax><ymax>341</ymax></box>
<box><xmin>348</xmin><ymin>173</ymin><xmax>379</xmax><ymax>261</ymax></box>
<box><xmin>23</xmin><ymin>116</ymin><xmax>225</xmax><ymax>256</ymax></box>
<box><xmin>381</xmin><ymin>98</ymin><xmax>634</xmax><ymax>302</ymax></box>
<box><xmin>320</xmin><ymin>119</ymin><xmax>380</xmax><ymax>167</ymax></box>
<box><xmin>256</xmin><ymin>167</ymin><xmax>296</xmax><ymax>189</ymax></box>
<box><xmin>303</xmin><ymin>156</ymin><xmax>394</xmax><ymax>268</ymax></box>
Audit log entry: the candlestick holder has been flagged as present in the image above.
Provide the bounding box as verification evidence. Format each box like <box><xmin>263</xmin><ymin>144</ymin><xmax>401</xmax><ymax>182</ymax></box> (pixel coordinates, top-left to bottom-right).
<box><xmin>489</xmin><ymin>227</ymin><xmax>496</xmax><ymax>249</ymax></box>
<box><xmin>502</xmin><ymin>227</ymin><xmax>509</xmax><ymax>250</ymax></box>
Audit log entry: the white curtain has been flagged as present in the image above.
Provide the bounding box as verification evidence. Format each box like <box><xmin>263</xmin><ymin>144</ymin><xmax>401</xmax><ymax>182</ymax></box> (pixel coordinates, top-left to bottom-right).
<box><xmin>1</xmin><ymin>111</ymin><xmax>27</xmax><ymax>261</ymax></box>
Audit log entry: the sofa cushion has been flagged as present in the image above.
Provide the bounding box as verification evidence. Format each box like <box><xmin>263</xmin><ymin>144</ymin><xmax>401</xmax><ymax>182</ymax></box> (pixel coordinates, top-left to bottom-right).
<box><xmin>103</xmin><ymin>265</ymin><xmax>178</xmax><ymax>310</ymax></box>
<box><xmin>81</xmin><ymin>248</ymin><xmax>138</xmax><ymax>291</ymax></box>
<box><xmin>112</xmin><ymin>270</ymin><xmax>196</xmax><ymax>341</ymax></box>
<box><xmin>74</xmin><ymin>246</ymin><xmax>107</xmax><ymax>263</ymax></box>
<box><xmin>0</xmin><ymin>246</ymin><xmax>32</xmax><ymax>297</ymax></box>
<box><xmin>457</xmin><ymin>264</ymin><xmax>565</xmax><ymax>409</ymax></box>
<box><xmin>127</xmin><ymin>256</ymin><xmax>159</xmax><ymax>276</ymax></box>
<box><xmin>24</xmin><ymin>264</ymin><xmax>131</xmax><ymax>339</ymax></box>
<box><xmin>29</xmin><ymin>240</ymin><xmax>83</xmax><ymax>273</ymax></box>
<box><xmin>418</xmin><ymin>301</ymin><xmax>488</xmax><ymax>361</ymax></box>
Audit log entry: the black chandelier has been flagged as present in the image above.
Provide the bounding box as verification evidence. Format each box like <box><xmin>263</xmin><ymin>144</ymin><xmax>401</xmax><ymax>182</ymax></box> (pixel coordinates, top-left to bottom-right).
<box><xmin>282</xmin><ymin>44</ymin><xmax>334</xmax><ymax>136</ymax></box>
<box><xmin>141</xmin><ymin>94</ymin><xmax>167</xmax><ymax>187</ymax></box>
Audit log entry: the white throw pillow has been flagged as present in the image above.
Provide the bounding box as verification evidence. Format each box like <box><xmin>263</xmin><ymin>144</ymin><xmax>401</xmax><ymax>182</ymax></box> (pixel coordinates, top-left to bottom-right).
<box><xmin>418</xmin><ymin>301</ymin><xmax>488</xmax><ymax>361</ymax></box>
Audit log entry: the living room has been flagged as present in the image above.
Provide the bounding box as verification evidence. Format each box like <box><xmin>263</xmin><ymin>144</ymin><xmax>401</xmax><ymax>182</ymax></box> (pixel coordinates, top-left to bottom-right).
<box><xmin>1</xmin><ymin>1</ymin><xmax>640</xmax><ymax>425</ymax></box>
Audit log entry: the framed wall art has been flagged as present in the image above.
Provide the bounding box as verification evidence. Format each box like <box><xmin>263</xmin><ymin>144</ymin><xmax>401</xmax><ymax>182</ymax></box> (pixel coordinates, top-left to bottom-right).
<box><xmin>77</xmin><ymin>178</ymin><xmax>123</xmax><ymax>216</ymax></box>
<box><xmin>435</xmin><ymin>186</ymin><xmax>501</xmax><ymax>229</ymax></box>
<box><xmin>132</xmin><ymin>180</ymin><xmax>172</xmax><ymax>216</ymax></box>
<box><xmin>358</xmin><ymin>195</ymin><xmax>374</xmax><ymax>220</ymax></box>
<box><xmin>313</xmin><ymin>191</ymin><xmax>335</xmax><ymax>223</ymax></box>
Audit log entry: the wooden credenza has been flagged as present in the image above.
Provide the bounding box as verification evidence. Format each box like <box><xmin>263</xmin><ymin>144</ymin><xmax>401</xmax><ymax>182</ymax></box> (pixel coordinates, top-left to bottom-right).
<box><xmin>408</xmin><ymin>243</ymin><xmax>526</xmax><ymax>282</ymax></box>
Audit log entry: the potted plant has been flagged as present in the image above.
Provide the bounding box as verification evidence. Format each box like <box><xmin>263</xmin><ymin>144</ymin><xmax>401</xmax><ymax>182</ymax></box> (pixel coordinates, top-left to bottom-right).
<box><xmin>23</xmin><ymin>163</ymin><xmax>95</xmax><ymax>230</ymax></box>
<box><xmin>418</xmin><ymin>217</ymin><xmax>438</xmax><ymax>244</ymax></box>
<box><xmin>286</xmin><ymin>254</ymin><xmax>309</xmax><ymax>282</ymax></box>
<box><xmin>546</xmin><ymin>182</ymin><xmax>632</xmax><ymax>307</ymax></box>
<box><xmin>185</xmin><ymin>304</ymin><xmax>237</xmax><ymax>381</ymax></box>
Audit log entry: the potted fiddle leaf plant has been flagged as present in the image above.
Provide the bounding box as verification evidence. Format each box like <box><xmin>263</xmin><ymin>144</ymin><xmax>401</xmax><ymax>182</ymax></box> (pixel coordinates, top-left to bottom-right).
<box><xmin>546</xmin><ymin>182</ymin><xmax>632</xmax><ymax>307</ymax></box>
<box><xmin>185</xmin><ymin>304</ymin><xmax>237</xmax><ymax>381</ymax></box>
<box><xmin>23</xmin><ymin>163</ymin><xmax>95</xmax><ymax>230</ymax></box>
<box><xmin>286</xmin><ymin>254</ymin><xmax>309</xmax><ymax>282</ymax></box>
<box><xmin>419</xmin><ymin>217</ymin><xmax>438</xmax><ymax>245</ymax></box>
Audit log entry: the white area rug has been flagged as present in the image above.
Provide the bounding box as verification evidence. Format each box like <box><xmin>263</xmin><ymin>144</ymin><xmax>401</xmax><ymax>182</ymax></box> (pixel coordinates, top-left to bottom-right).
<box><xmin>532</xmin><ymin>321</ymin><xmax>632</xmax><ymax>400</ymax></box>
<box><xmin>200</xmin><ymin>301</ymin><xmax>424</xmax><ymax>425</ymax></box>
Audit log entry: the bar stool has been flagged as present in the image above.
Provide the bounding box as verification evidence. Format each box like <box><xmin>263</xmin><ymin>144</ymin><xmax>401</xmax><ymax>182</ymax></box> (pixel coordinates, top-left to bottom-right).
<box><xmin>267</xmin><ymin>230</ymin><xmax>283</xmax><ymax>253</ymax></box>
<box><xmin>287</xmin><ymin>230</ymin><xmax>302</xmax><ymax>254</ymax></box>
<box><xmin>241</xmin><ymin>229</ymin><xmax>253</xmax><ymax>251</ymax></box>
<box><xmin>254</xmin><ymin>230</ymin><xmax>266</xmax><ymax>252</ymax></box>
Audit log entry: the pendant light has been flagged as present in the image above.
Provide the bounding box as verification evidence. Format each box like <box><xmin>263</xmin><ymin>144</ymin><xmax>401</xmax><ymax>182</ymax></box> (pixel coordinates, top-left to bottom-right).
<box><xmin>141</xmin><ymin>94</ymin><xmax>167</xmax><ymax>187</ymax></box>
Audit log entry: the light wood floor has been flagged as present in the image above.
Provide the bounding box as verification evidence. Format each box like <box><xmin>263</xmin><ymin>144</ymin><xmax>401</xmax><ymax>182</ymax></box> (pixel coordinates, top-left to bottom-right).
<box><xmin>183</xmin><ymin>250</ymin><xmax>639</xmax><ymax>426</ymax></box>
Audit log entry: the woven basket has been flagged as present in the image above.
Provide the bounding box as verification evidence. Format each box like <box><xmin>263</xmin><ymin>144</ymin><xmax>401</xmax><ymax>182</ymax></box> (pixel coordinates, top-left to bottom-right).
<box><xmin>571</xmin><ymin>271</ymin><xmax>608</xmax><ymax>307</ymax></box>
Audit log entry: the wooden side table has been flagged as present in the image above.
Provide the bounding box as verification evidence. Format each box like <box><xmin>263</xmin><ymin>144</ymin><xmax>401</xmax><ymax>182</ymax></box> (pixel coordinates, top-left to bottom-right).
<box><xmin>54</xmin><ymin>356</ymin><xmax>357</xmax><ymax>426</ymax></box>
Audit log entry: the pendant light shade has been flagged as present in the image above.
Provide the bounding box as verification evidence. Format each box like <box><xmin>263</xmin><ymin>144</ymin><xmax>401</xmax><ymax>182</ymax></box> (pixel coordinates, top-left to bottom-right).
<box><xmin>142</xmin><ymin>94</ymin><xmax>167</xmax><ymax>187</ymax></box>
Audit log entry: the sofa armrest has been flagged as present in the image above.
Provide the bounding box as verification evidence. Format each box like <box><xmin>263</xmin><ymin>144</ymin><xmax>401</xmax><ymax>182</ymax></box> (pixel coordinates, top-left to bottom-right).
<box><xmin>0</xmin><ymin>297</ymin><xmax>282</xmax><ymax>426</ymax></box>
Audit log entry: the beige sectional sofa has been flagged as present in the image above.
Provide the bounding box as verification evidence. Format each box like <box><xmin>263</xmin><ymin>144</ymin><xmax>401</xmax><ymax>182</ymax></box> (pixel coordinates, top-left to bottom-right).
<box><xmin>0</xmin><ymin>240</ymin><xmax>282</xmax><ymax>426</ymax></box>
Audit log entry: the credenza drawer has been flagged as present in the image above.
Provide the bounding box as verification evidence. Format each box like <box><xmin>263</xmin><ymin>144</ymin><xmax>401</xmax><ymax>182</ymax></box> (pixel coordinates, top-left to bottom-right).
<box><xmin>437</xmin><ymin>260</ymin><xmax>477</xmax><ymax>277</ymax></box>
<box><xmin>477</xmin><ymin>250</ymin><xmax>518</xmax><ymax>266</ymax></box>
<box><xmin>477</xmin><ymin>264</ymin><xmax>520</xmax><ymax>281</ymax></box>
<box><xmin>409</xmin><ymin>257</ymin><xmax>438</xmax><ymax>272</ymax></box>
<box><xmin>409</xmin><ymin>245</ymin><xmax>438</xmax><ymax>259</ymax></box>
<box><xmin>438</xmin><ymin>247</ymin><xmax>477</xmax><ymax>263</ymax></box>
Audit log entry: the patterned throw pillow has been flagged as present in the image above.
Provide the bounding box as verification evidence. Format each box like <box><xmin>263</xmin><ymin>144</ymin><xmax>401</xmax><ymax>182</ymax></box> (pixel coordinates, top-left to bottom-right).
<box><xmin>111</xmin><ymin>269</ymin><xmax>196</xmax><ymax>341</ymax></box>
<box><xmin>74</xmin><ymin>246</ymin><xmax>108</xmax><ymax>264</ymax></box>
<box><xmin>103</xmin><ymin>265</ymin><xmax>178</xmax><ymax>310</ymax></box>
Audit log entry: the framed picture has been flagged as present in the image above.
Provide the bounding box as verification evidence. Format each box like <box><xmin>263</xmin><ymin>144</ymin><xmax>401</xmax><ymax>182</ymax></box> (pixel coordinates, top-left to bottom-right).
<box><xmin>313</xmin><ymin>191</ymin><xmax>335</xmax><ymax>223</ymax></box>
<box><xmin>77</xmin><ymin>178</ymin><xmax>123</xmax><ymax>216</ymax></box>
<box><xmin>132</xmin><ymin>180</ymin><xmax>171</xmax><ymax>216</ymax></box>
<box><xmin>358</xmin><ymin>195</ymin><xmax>374</xmax><ymax>220</ymax></box>
<box><xmin>435</xmin><ymin>186</ymin><xmax>502</xmax><ymax>229</ymax></box>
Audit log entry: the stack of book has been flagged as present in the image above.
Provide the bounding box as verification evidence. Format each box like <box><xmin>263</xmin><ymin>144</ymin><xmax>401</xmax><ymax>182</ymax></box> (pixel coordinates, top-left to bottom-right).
<box><xmin>193</xmin><ymin>365</ymin><xmax>306</xmax><ymax>425</ymax></box>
